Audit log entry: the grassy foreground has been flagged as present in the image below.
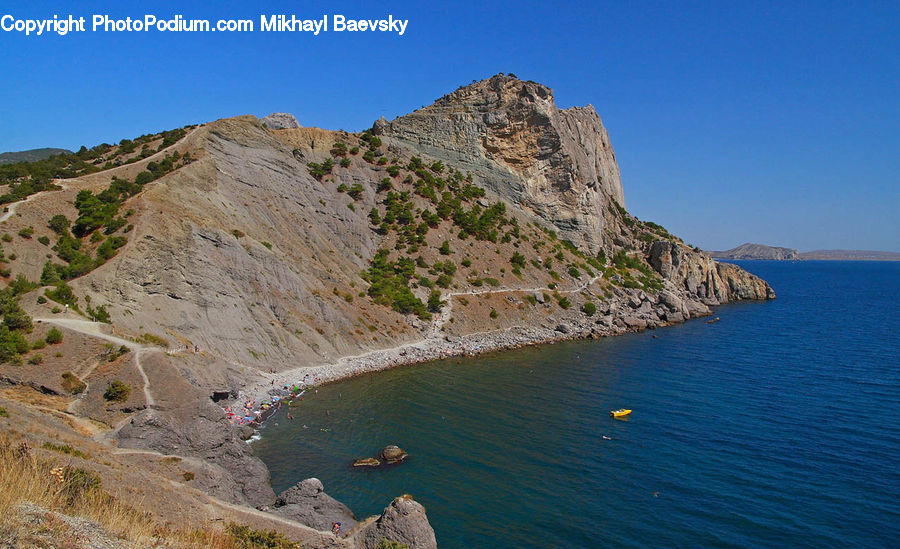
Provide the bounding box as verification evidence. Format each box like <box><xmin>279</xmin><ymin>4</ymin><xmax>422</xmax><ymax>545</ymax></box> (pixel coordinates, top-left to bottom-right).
<box><xmin>0</xmin><ymin>432</ymin><xmax>299</xmax><ymax>548</ymax></box>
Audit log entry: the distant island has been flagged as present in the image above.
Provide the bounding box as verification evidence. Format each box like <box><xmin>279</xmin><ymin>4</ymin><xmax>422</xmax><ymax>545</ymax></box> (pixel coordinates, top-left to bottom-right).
<box><xmin>708</xmin><ymin>243</ymin><xmax>900</xmax><ymax>261</ymax></box>
<box><xmin>0</xmin><ymin>147</ymin><xmax>72</xmax><ymax>164</ymax></box>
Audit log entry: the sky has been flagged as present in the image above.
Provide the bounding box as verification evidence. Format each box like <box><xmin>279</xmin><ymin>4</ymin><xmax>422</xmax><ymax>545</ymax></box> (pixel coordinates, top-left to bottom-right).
<box><xmin>1</xmin><ymin>0</ymin><xmax>898</xmax><ymax>252</ymax></box>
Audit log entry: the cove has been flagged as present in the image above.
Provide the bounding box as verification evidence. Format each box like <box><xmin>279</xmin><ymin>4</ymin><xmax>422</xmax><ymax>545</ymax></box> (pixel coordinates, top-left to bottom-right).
<box><xmin>252</xmin><ymin>261</ymin><xmax>900</xmax><ymax>548</ymax></box>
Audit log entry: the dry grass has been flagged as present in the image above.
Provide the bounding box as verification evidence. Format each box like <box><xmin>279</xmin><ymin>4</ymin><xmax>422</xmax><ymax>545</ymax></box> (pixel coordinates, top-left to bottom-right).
<box><xmin>0</xmin><ymin>432</ymin><xmax>289</xmax><ymax>548</ymax></box>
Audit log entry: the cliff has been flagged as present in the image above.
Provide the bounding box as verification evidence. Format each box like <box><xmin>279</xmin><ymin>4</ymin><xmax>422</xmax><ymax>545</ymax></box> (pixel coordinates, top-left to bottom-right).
<box><xmin>0</xmin><ymin>74</ymin><xmax>774</xmax><ymax>547</ymax></box>
<box><xmin>381</xmin><ymin>74</ymin><xmax>624</xmax><ymax>255</ymax></box>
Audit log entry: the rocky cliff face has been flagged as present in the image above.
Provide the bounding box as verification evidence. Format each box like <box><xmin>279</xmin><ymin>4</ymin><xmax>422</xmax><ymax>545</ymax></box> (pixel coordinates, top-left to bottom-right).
<box><xmin>649</xmin><ymin>241</ymin><xmax>775</xmax><ymax>304</ymax></box>
<box><xmin>260</xmin><ymin>112</ymin><xmax>301</xmax><ymax>129</ymax></box>
<box><xmin>381</xmin><ymin>74</ymin><xmax>623</xmax><ymax>255</ymax></box>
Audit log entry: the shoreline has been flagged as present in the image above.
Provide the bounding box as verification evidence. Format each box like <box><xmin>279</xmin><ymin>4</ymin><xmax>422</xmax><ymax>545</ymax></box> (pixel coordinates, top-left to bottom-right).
<box><xmin>230</xmin><ymin>305</ymin><xmax>684</xmax><ymax>431</ymax></box>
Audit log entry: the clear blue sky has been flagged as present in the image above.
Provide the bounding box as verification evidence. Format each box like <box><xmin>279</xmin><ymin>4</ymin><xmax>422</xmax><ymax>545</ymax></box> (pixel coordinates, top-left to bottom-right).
<box><xmin>2</xmin><ymin>1</ymin><xmax>898</xmax><ymax>251</ymax></box>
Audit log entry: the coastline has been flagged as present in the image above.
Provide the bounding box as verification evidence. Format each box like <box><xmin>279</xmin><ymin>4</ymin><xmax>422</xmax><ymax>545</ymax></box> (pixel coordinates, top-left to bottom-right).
<box><xmin>232</xmin><ymin>299</ymin><xmax>691</xmax><ymax>431</ymax></box>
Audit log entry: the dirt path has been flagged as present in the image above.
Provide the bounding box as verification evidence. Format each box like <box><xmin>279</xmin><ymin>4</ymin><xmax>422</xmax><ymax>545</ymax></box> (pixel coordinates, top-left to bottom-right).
<box><xmin>431</xmin><ymin>275</ymin><xmax>603</xmax><ymax>334</ymax></box>
<box><xmin>0</xmin><ymin>126</ymin><xmax>201</xmax><ymax>224</ymax></box>
<box><xmin>0</xmin><ymin>182</ymin><xmax>67</xmax><ymax>223</ymax></box>
<box><xmin>244</xmin><ymin>275</ymin><xmax>606</xmax><ymax>403</ymax></box>
<box><xmin>34</xmin><ymin>317</ymin><xmax>157</xmax><ymax>408</ymax></box>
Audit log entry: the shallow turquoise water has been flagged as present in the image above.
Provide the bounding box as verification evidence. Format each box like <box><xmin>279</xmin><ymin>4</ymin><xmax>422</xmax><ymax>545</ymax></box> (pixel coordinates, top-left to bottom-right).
<box><xmin>253</xmin><ymin>261</ymin><xmax>900</xmax><ymax>547</ymax></box>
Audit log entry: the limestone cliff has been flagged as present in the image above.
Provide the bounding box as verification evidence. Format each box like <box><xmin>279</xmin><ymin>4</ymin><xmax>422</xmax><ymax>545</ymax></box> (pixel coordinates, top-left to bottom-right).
<box><xmin>381</xmin><ymin>74</ymin><xmax>623</xmax><ymax>255</ymax></box>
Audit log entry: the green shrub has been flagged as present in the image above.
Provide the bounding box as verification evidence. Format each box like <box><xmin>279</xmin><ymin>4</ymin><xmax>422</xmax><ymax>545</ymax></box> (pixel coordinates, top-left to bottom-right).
<box><xmin>87</xmin><ymin>304</ymin><xmax>111</xmax><ymax>323</ymax></box>
<box><xmin>556</xmin><ymin>295</ymin><xmax>572</xmax><ymax>309</ymax></box>
<box><xmin>103</xmin><ymin>380</ymin><xmax>130</xmax><ymax>402</ymax></box>
<box><xmin>484</xmin><ymin>277</ymin><xmax>500</xmax><ymax>287</ymax></box>
<box><xmin>261</xmin><ymin>241</ymin><xmax>272</xmax><ymax>250</ymax></box>
<box><xmin>0</xmin><ymin>407</ymin><xmax>7</xmax><ymax>417</ymax></box>
<box><xmin>37</xmin><ymin>235</ymin><xmax>50</xmax><ymax>245</ymax></box>
<box><xmin>140</xmin><ymin>333</ymin><xmax>168</xmax><ymax>347</ymax></box>
<box><xmin>375</xmin><ymin>539</ymin><xmax>410</xmax><ymax>549</ymax></box>
<box><xmin>42</xmin><ymin>441</ymin><xmax>87</xmax><ymax>458</ymax></box>
<box><xmin>30</xmin><ymin>339</ymin><xmax>45</xmax><ymax>350</ymax></box>
<box><xmin>0</xmin><ymin>234</ymin><xmax>10</xmax><ymax>242</ymax></box>
<box><xmin>439</xmin><ymin>240</ymin><xmax>451</xmax><ymax>255</ymax></box>
<box><xmin>582</xmin><ymin>301</ymin><xmax>597</xmax><ymax>316</ymax></box>
<box><xmin>45</xmin><ymin>326</ymin><xmax>63</xmax><ymax>344</ymax></box>
<box><xmin>568</xmin><ymin>266</ymin><xmax>581</xmax><ymax>278</ymax></box>
<box><xmin>28</xmin><ymin>353</ymin><xmax>42</xmax><ymax>364</ymax></box>
<box><xmin>340</xmin><ymin>157</ymin><xmax>351</xmax><ymax>168</ymax></box>
<box><xmin>427</xmin><ymin>290</ymin><xmax>444</xmax><ymax>313</ymax></box>
<box><xmin>46</xmin><ymin>282</ymin><xmax>77</xmax><ymax>306</ymax></box>
<box><xmin>225</xmin><ymin>522</ymin><xmax>299</xmax><ymax>549</ymax></box>
<box><xmin>48</xmin><ymin>214</ymin><xmax>70</xmax><ymax>234</ymax></box>
<box><xmin>61</xmin><ymin>372</ymin><xmax>86</xmax><ymax>394</ymax></box>
<box><xmin>307</xmin><ymin>158</ymin><xmax>334</xmax><ymax>180</ymax></box>
<box><xmin>489</xmin><ymin>308</ymin><xmax>498</xmax><ymax>319</ymax></box>
<box><xmin>461</xmin><ymin>258</ymin><xmax>472</xmax><ymax>268</ymax></box>
<box><xmin>347</xmin><ymin>183</ymin><xmax>364</xmax><ymax>200</ymax></box>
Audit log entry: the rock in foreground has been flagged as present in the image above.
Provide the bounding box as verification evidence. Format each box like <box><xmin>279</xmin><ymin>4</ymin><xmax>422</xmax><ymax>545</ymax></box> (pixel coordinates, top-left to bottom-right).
<box><xmin>353</xmin><ymin>495</ymin><xmax>437</xmax><ymax>549</ymax></box>
<box><xmin>271</xmin><ymin>478</ymin><xmax>357</xmax><ymax>532</ymax></box>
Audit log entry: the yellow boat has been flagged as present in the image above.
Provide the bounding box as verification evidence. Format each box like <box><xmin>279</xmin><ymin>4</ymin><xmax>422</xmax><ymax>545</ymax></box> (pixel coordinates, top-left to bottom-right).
<box><xmin>609</xmin><ymin>409</ymin><xmax>632</xmax><ymax>418</ymax></box>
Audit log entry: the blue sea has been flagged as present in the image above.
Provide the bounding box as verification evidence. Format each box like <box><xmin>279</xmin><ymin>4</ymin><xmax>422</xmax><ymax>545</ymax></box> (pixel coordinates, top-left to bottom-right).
<box><xmin>253</xmin><ymin>261</ymin><xmax>900</xmax><ymax>548</ymax></box>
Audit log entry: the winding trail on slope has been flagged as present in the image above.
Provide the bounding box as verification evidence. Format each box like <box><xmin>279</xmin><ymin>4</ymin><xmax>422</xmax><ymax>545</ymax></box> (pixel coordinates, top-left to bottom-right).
<box><xmin>243</xmin><ymin>275</ymin><xmax>607</xmax><ymax>402</ymax></box>
<box><xmin>34</xmin><ymin>317</ymin><xmax>157</xmax><ymax>409</ymax></box>
<box><xmin>431</xmin><ymin>275</ymin><xmax>603</xmax><ymax>335</ymax></box>
<box><xmin>0</xmin><ymin>182</ymin><xmax>67</xmax><ymax>223</ymax></box>
<box><xmin>0</xmin><ymin>125</ymin><xmax>202</xmax><ymax>224</ymax></box>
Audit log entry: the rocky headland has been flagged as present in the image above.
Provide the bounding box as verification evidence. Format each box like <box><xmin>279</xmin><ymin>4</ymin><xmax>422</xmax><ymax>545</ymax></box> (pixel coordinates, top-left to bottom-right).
<box><xmin>0</xmin><ymin>74</ymin><xmax>774</xmax><ymax>547</ymax></box>
<box><xmin>708</xmin><ymin>242</ymin><xmax>900</xmax><ymax>261</ymax></box>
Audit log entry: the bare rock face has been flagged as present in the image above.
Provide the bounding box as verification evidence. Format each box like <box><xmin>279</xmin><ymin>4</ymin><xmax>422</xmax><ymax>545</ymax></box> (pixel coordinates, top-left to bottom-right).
<box><xmin>271</xmin><ymin>478</ymin><xmax>357</xmax><ymax>532</ymax></box>
<box><xmin>648</xmin><ymin>241</ymin><xmax>775</xmax><ymax>304</ymax></box>
<box><xmin>716</xmin><ymin>261</ymin><xmax>776</xmax><ymax>300</ymax></box>
<box><xmin>354</xmin><ymin>496</ymin><xmax>437</xmax><ymax>549</ymax></box>
<box><xmin>382</xmin><ymin>74</ymin><xmax>623</xmax><ymax>254</ymax></box>
<box><xmin>260</xmin><ymin>112</ymin><xmax>300</xmax><ymax>129</ymax></box>
<box><xmin>117</xmin><ymin>402</ymin><xmax>276</xmax><ymax>507</ymax></box>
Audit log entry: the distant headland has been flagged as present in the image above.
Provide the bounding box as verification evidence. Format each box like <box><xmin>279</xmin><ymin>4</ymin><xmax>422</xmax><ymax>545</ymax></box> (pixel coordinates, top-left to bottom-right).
<box><xmin>707</xmin><ymin>243</ymin><xmax>900</xmax><ymax>261</ymax></box>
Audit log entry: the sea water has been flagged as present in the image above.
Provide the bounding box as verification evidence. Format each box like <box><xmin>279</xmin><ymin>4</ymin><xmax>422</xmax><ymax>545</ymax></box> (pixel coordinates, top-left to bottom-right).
<box><xmin>253</xmin><ymin>261</ymin><xmax>900</xmax><ymax>548</ymax></box>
